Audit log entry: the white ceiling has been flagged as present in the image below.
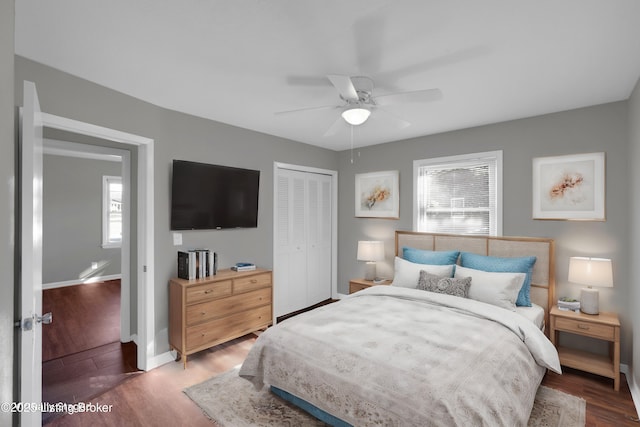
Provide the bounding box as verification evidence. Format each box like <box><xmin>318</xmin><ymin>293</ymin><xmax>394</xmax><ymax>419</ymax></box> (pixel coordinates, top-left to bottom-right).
<box><xmin>15</xmin><ymin>1</ymin><xmax>640</xmax><ymax>151</ymax></box>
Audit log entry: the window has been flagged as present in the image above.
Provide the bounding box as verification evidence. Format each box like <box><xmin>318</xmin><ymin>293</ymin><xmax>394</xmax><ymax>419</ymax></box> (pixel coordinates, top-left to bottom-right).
<box><xmin>413</xmin><ymin>151</ymin><xmax>502</xmax><ymax>236</ymax></box>
<box><xmin>103</xmin><ymin>176</ymin><xmax>123</xmax><ymax>247</ymax></box>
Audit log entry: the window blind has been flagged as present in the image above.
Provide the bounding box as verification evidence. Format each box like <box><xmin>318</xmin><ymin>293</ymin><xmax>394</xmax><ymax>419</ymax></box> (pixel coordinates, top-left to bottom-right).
<box><xmin>414</xmin><ymin>151</ymin><xmax>501</xmax><ymax>235</ymax></box>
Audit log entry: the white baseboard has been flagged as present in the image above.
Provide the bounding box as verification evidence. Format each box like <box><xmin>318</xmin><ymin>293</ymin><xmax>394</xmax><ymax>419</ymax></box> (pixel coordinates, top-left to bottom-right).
<box><xmin>118</xmin><ymin>331</ymin><xmax>175</xmax><ymax>371</ymax></box>
<box><xmin>621</xmin><ymin>364</ymin><xmax>640</xmax><ymax>418</ymax></box>
<box><xmin>43</xmin><ymin>274</ymin><xmax>122</xmax><ymax>289</ymax></box>
<box><xmin>146</xmin><ymin>351</ymin><xmax>176</xmax><ymax>371</ymax></box>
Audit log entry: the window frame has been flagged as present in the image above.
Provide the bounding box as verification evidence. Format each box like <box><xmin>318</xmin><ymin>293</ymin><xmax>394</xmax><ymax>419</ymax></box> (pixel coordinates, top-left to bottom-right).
<box><xmin>102</xmin><ymin>175</ymin><xmax>123</xmax><ymax>248</ymax></box>
<box><xmin>412</xmin><ymin>150</ymin><xmax>503</xmax><ymax>236</ymax></box>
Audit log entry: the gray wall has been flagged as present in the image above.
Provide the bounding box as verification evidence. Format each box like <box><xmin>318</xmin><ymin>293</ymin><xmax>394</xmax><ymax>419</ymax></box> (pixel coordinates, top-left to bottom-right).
<box><xmin>12</xmin><ymin>54</ymin><xmax>636</xmax><ymax>370</ymax></box>
<box><xmin>629</xmin><ymin>77</ymin><xmax>640</xmax><ymax>388</ymax></box>
<box><xmin>1</xmin><ymin>1</ymin><xmax>14</xmax><ymax>425</ymax></box>
<box><xmin>42</xmin><ymin>154</ymin><xmax>122</xmax><ymax>284</ymax></box>
<box><xmin>15</xmin><ymin>56</ymin><xmax>339</xmax><ymax>354</ymax></box>
<box><xmin>337</xmin><ymin>102</ymin><xmax>632</xmax><ymax>363</ymax></box>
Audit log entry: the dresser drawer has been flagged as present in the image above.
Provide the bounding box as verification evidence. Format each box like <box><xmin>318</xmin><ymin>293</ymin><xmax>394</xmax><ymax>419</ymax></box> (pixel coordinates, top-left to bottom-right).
<box><xmin>233</xmin><ymin>272</ymin><xmax>272</xmax><ymax>293</ymax></box>
<box><xmin>186</xmin><ymin>304</ymin><xmax>271</xmax><ymax>351</ymax></box>
<box><xmin>186</xmin><ymin>287</ymin><xmax>271</xmax><ymax>326</ymax></box>
<box><xmin>186</xmin><ymin>280</ymin><xmax>232</xmax><ymax>304</ymax></box>
<box><xmin>555</xmin><ymin>317</ymin><xmax>615</xmax><ymax>340</ymax></box>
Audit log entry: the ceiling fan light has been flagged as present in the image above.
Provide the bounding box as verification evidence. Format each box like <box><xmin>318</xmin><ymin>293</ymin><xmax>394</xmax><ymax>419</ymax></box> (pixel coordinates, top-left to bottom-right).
<box><xmin>341</xmin><ymin>106</ymin><xmax>371</xmax><ymax>125</ymax></box>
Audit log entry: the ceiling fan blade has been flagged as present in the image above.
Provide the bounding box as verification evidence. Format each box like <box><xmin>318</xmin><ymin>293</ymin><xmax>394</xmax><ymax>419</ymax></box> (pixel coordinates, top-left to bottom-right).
<box><xmin>327</xmin><ymin>75</ymin><xmax>359</xmax><ymax>101</ymax></box>
<box><xmin>374</xmin><ymin>88</ymin><xmax>443</xmax><ymax>106</ymax></box>
<box><xmin>323</xmin><ymin>115</ymin><xmax>346</xmax><ymax>137</ymax></box>
<box><xmin>377</xmin><ymin>46</ymin><xmax>491</xmax><ymax>84</ymax></box>
<box><xmin>374</xmin><ymin>106</ymin><xmax>411</xmax><ymax>129</ymax></box>
<box><xmin>275</xmin><ymin>104</ymin><xmax>338</xmax><ymax>116</ymax></box>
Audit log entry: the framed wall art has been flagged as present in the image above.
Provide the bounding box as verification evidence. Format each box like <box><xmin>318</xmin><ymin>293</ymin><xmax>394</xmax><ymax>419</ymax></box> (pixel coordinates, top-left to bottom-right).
<box><xmin>532</xmin><ymin>152</ymin><xmax>605</xmax><ymax>221</ymax></box>
<box><xmin>355</xmin><ymin>170</ymin><xmax>399</xmax><ymax>218</ymax></box>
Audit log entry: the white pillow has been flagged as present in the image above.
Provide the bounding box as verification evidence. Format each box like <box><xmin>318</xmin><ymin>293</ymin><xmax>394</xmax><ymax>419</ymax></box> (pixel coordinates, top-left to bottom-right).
<box><xmin>390</xmin><ymin>257</ymin><xmax>455</xmax><ymax>288</ymax></box>
<box><xmin>454</xmin><ymin>265</ymin><xmax>525</xmax><ymax>311</ymax></box>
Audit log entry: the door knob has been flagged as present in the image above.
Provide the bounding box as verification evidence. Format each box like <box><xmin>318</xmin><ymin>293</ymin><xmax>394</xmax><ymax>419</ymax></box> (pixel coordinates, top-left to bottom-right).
<box><xmin>38</xmin><ymin>312</ymin><xmax>53</xmax><ymax>325</ymax></box>
<box><xmin>21</xmin><ymin>312</ymin><xmax>52</xmax><ymax>331</ymax></box>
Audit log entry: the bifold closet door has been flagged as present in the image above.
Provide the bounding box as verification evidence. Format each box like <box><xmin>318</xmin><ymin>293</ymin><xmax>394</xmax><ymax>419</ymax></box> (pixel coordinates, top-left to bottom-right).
<box><xmin>306</xmin><ymin>174</ymin><xmax>332</xmax><ymax>304</ymax></box>
<box><xmin>274</xmin><ymin>168</ymin><xmax>332</xmax><ymax>317</ymax></box>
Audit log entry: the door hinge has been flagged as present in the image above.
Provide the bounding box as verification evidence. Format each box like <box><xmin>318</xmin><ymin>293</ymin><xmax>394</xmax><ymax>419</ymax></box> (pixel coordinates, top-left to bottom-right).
<box><xmin>143</xmin><ymin>265</ymin><xmax>147</xmax><ymax>272</ymax></box>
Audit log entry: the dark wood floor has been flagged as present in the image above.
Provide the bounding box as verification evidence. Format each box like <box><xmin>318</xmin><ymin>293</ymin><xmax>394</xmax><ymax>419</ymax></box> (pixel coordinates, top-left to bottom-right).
<box><xmin>542</xmin><ymin>367</ymin><xmax>639</xmax><ymax>426</ymax></box>
<box><xmin>45</xmin><ymin>333</ymin><xmax>639</xmax><ymax>427</ymax></box>
<box><xmin>42</xmin><ymin>280</ymin><xmax>139</xmax><ymax>425</ymax></box>
<box><xmin>43</xmin><ymin>280</ymin><xmax>121</xmax><ymax>361</ymax></box>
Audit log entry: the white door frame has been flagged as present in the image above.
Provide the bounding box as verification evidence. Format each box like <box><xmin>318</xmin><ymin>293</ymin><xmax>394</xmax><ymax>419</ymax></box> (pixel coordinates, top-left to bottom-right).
<box><xmin>42</xmin><ymin>139</ymin><xmax>132</xmax><ymax>343</ymax></box>
<box><xmin>273</xmin><ymin>162</ymin><xmax>338</xmax><ymax>322</ymax></box>
<box><xmin>39</xmin><ymin>112</ymin><xmax>155</xmax><ymax>371</ymax></box>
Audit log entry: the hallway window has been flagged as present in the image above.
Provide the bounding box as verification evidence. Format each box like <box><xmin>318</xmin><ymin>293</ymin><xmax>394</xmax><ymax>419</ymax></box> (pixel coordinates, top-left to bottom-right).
<box><xmin>413</xmin><ymin>151</ymin><xmax>503</xmax><ymax>236</ymax></box>
<box><xmin>103</xmin><ymin>175</ymin><xmax>122</xmax><ymax>247</ymax></box>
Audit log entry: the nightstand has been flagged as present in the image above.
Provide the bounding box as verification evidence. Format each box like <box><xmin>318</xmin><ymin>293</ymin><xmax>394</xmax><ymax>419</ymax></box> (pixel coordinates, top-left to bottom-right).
<box><xmin>549</xmin><ymin>305</ymin><xmax>620</xmax><ymax>391</ymax></box>
<box><xmin>349</xmin><ymin>278</ymin><xmax>390</xmax><ymax>294</ymax></box>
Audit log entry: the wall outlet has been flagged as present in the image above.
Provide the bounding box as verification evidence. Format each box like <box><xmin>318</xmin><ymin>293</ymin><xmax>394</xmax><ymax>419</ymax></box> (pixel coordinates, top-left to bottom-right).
<box><xmin>173</xmin><ymin>233</ymin><xmax>183</xmax><ymax>246</ymax></box>
<box><xmin>91</xmin><ymin>262</ymin><xmax>98</xmax><ymax>270</ymax></box>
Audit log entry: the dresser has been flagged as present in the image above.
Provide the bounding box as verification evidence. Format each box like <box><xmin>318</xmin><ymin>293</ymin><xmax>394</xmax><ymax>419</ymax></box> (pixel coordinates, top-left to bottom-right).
<box><xmin>169</xmin><ymin>268</ymin><xmax>272</xmax><ymax>368</ymax></box>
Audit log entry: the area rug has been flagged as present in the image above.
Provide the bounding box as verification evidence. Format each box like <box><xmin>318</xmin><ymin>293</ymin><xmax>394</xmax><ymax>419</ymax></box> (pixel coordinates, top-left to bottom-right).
<box><xmin>185</xmin><ymin>368</ymin><xmax>586</xmax><ymax>427</ymax></box>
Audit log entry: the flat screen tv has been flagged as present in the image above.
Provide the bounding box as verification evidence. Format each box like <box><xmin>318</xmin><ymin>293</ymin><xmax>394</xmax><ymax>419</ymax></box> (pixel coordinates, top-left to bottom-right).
<box><xmin>170</xmin><ymin>160</ymin><xmax>260</xmax><ymax>230</ymax></box>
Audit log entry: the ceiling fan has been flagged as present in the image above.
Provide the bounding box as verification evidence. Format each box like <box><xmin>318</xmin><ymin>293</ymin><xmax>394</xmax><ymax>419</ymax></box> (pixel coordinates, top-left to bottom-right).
<box><xmin>276</xmin><ymin>74</ymin><xmax>443</xmax><ymax>137</ymax></box>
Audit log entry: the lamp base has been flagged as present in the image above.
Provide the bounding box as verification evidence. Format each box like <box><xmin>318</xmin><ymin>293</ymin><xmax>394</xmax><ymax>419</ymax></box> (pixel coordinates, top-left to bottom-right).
<box><xmin>580</xmin><ymin>287</ymin><xmax>599</xmax><ymax>315</ymax></box>
<box><xmin>364</xmin><ymin>262</ymin><xmax>376</xmax><ymax>281</ymax></box>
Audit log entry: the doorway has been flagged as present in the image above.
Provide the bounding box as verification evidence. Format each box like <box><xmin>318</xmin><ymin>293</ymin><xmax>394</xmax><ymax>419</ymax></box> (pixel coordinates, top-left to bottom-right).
<box><xmin>37</xmin><ymin>112</ymin><xmax>156</xmax><ymax>371</ymax></box>
<box><xmin>39</xmin><ymin>143</ymin><xmax>138</xmax><ymax>423</ymax></box>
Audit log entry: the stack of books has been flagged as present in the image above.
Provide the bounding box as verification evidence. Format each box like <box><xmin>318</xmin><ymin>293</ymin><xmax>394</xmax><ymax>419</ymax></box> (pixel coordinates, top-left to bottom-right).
<box><xmin>557</xmin><ymin>297</ymin><xmax>580</xmax><ymax>312</ymax></box>
<box><xmin>231</xmin><ymin>262</ymin><xmax>256</xmax><ymax>272</ymax></box>
<box><xmin>177</xmin><ymin>249</ymin><xmax>217</xmax><ymax>280</ymax></box>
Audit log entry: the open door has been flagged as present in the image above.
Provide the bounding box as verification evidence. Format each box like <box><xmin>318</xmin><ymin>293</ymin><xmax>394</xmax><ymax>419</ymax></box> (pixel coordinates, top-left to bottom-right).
<box><xmin>20</xmin><ymin>80</ymin><xmax>49</xmax><ymax>426</ymax></box>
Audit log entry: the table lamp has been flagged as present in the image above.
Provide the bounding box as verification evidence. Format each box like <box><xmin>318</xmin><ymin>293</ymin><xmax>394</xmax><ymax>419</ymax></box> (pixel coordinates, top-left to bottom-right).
<box><xmin>568</xmin><ymin>256</ymin><xmax>613</xmax><ymax>315</ymax></box>
<box><xmin>357</xmin><ymin>241</ymin><xmax>384</xmax><ymax>281</ymax></box>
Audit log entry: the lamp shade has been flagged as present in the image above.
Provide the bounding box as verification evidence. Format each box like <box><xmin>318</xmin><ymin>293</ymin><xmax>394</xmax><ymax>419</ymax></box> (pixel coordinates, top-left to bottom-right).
<box><xmin>357</xmin><ymin>241</ymin><xmax>384</xmax><ymax>262</ymax></box>
<box><xmin>568</xmin><ymin>257</ymin><xmax>613</xmax><ymax>288</ymax></box>
<box><xmin>342</xmin><ymin>106</ymin><xmax>371</xmax><ymax>126</ymax></box>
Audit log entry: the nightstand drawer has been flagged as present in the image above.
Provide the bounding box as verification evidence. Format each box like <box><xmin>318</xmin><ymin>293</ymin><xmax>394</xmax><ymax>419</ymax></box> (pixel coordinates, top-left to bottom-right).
<box><xmin>555</xmin><ymin>317</ymin><xmax>615</xmax><ymax>340</ymax></box>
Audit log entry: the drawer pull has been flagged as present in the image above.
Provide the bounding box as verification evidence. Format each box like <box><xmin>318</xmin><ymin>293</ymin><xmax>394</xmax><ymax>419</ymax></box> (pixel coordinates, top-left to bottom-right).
<box><xmin>201</xmin><ymin>312</ymin><xmax>206</xmax><ymax>316</ymax></box>
<box><xmin>204</xmin><ymin>289</ymin><xmax>213</xmax><ymax>294</ymax></box>
<box><xmin>201</xmin><ymin>333</ymin><xmax>206</xmax><ymax>337</ymax></box>
<box><xmin>250</xmin><ymin>279</ymin><xmax>258</xmax><ymax>283</ymax></box>
<box><xmin>577</xmin><ymin>324</ymin><xmax>590</xmax><ymax>330</ymax></box>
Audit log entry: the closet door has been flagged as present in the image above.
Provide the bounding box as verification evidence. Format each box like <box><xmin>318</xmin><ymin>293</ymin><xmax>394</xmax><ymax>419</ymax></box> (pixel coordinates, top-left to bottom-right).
<box><xmin>274</xmin><ymin>168</ymin><xmax>333</xmax><ymax>318</ymax></box>
<box><xmin>275</xmin><ymin>169</ymin><xmax>308</xmax><ymax>317</ymax></box>
<box><xmin>306</xmin><ymin>173</ymin><xmax>332</xmax><ymax>304</ymax></box>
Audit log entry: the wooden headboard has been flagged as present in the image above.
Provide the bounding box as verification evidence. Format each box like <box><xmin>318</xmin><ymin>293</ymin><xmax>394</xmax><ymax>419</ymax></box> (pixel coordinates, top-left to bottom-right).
<box><xmin>395</xmin><ymin>231</ymin><xmax>556</xmax><ymax>332</ymax></box>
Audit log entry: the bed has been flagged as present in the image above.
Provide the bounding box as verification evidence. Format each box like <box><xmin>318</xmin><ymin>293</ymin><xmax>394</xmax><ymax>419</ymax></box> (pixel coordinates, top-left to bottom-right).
<box><xmin>239</xmin><ymin>231</ymin><xmax>561</xmax><ymax>426</ymax></box>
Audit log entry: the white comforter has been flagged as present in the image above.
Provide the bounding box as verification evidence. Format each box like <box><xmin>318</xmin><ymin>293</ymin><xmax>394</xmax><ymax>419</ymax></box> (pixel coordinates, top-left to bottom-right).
<box><xmin>240</xmin><ymin>285</ymin><xmax>561</xmax><ymax>427</ymax></box>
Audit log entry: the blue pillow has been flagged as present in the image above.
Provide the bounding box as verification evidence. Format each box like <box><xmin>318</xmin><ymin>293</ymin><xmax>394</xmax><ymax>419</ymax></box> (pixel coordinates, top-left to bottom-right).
<box><xmin>460</xmin><ymin>252</ymin><xmax>536</xmax><ymax>307</ymax></box>
<box><xmin>402</xmin><ymin>247</ymin><xmax>460</xmax><ymax>266</ymax></box>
